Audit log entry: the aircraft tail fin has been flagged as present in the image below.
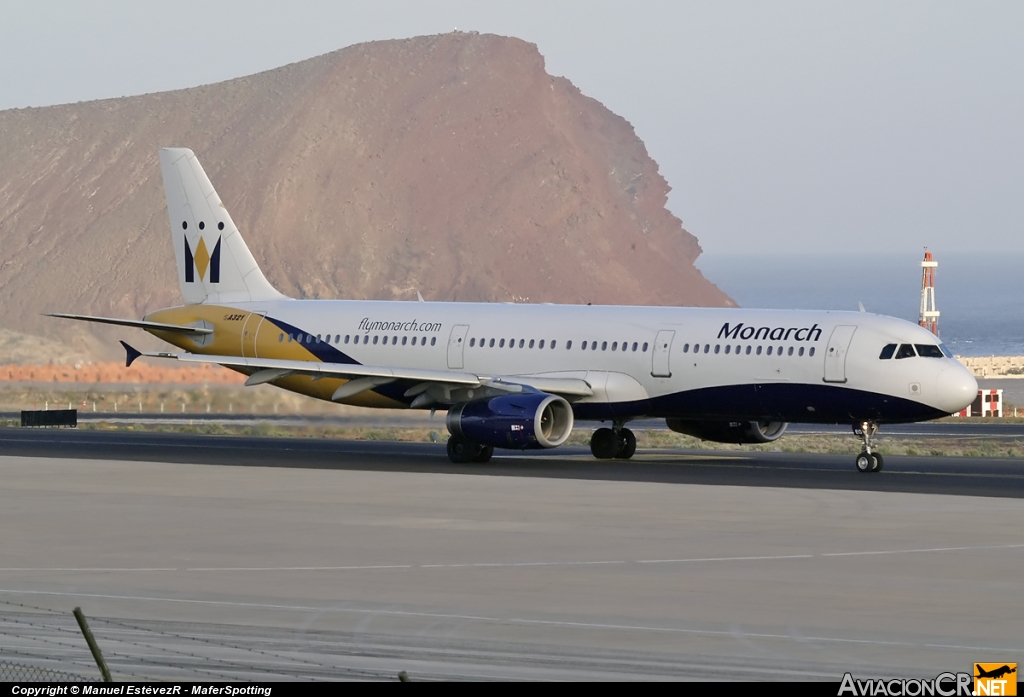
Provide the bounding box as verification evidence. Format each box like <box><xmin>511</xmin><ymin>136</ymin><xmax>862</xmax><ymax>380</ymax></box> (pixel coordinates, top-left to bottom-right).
<box><xmin>159</xmin><ymin>148</ymin><xmax>286</xmax><ymax>305</ymax></box>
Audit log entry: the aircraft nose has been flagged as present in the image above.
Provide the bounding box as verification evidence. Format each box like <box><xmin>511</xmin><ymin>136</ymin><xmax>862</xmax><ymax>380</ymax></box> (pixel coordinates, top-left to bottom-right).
<box><xmin>935</xmin><ymin>365</ymin><xmax>978</xmax><ymax>414</ymax></box>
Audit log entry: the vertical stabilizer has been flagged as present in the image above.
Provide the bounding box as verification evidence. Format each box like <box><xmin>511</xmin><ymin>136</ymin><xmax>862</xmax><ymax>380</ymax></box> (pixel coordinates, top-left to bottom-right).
<box><xmin>159</xmin><ymin>148</ymin><xmax>286</xmax><ymax>304</ymax></box>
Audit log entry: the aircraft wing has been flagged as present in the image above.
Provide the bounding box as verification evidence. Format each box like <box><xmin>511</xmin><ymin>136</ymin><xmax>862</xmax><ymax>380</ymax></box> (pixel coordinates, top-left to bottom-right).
<box><xmin>47</xmin><ymin>313</ymin><xmax>213</xmax><ymax>335</ymax></box>
<box><xmin>121</xmin><ymin>344</ymin><xmax>594</xmax><ymax>399</ymax></box>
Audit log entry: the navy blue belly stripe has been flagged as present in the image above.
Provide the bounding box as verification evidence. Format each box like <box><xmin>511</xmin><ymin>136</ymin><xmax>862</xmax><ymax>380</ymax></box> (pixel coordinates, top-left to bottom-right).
<box><xmin>263</xmin><ymin>317</ymin><xmax>413</xmax><ymax>404</ymax></box>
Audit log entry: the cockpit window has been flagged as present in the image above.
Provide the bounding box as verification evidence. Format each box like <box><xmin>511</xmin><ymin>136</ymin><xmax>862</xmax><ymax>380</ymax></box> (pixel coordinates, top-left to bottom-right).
<box><xmin>939</xmin><ymin>343</ymin><xmax>954</xmax><ymax>359</ymax></box>
<box><xmin>895</xmin><ymin>344</ymin><xmax>917</xmax><ymax>359</ymax></box>
<box><xmin>915</xmin><ymin>344</ymin><xmax>944</xmax><ymax>358</ymax></box>
<box><xmin>879</xmin><ymin>344</ymin><xmax>897</xmax><ymax>360</ymax></box>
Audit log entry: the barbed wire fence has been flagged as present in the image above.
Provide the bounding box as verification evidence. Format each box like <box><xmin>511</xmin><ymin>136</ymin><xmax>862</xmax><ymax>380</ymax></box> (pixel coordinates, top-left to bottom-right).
<box><xmin>0</xmin><ymin>599</ymin><xmax>408</xmax><ymax>681</ymax></box>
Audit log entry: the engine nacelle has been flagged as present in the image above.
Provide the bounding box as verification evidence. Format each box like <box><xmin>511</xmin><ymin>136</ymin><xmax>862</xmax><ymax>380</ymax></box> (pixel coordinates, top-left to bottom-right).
<box><xmin>665</xmin><ymin>419</ymin><xmax>788</xmax><ymax>444</ymax></box>
<box><xmin>447</xmin><ymin>393</ymin><xmax>574</xmax><ymax>449</ymax></box>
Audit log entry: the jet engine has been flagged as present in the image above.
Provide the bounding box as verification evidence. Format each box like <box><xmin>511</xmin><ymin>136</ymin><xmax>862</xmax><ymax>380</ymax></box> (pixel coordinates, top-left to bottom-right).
<box><xmin>665</xmin><ymin>419</ymin><xmax>788</xmax><ymax>444</ymax></box>
<box><xmin>447</xmin><ymin>393</ymin><xmax>574</xmax><ymax>449</ymax></box>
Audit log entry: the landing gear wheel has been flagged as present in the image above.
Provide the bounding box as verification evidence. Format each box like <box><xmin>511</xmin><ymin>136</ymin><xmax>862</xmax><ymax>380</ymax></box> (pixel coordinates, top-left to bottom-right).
<box><xmin>870</xmin><ymin>453</ymin><xmax>883</xmax><ymax>472</ymax></box>
<box><xmin>853</xmin><ymin>421</ymin><xmax>883</xmax><ymax>473</ymax></box>
<box><xmin>447</xmin><ymin>435</ymin><xmax>480</xmax><ymax>464</ymax></box>
<box><xmin>614</xmin><ymin>428</ymin><xmax>636</xmax><ymax>460</ymax></box>
<box><xmin>590</xmin><ymin>428</ymin><xmax>621</xmax><ymax>459</ymax></box>
<box><xmin>856</xmin><ymin>452</ymin><xmax>873</xmax><ymax>473</ymax></box>
<box><xmin>473</xmin><ymin>445</ymin><xmax>494</xmax><ymax>463</ymax></box>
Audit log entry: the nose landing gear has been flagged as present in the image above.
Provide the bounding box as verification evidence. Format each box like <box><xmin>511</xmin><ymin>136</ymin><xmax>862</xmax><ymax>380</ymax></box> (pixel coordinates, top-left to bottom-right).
<box><xmin>853</xmin><ymin>421</ymin><xmax>883</xmax><ymax>473</ymax></box>
<box><xmin>590</xmin><ymin>422</ymin><xmax>637</xmax><ymax>460</ymax></box>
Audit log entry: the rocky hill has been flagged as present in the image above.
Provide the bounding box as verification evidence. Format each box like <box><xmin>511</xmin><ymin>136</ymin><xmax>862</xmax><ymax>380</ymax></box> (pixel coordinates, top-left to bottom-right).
<box><xmin>0</xmin><ymin>32</ymin><xmax>732</xmax><ymax>360</ymax></box>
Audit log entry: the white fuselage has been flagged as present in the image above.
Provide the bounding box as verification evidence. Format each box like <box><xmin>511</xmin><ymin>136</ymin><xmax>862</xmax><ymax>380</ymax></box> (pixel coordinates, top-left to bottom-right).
<box><xmin>205</xmin><ymin>298</ymin><xmax>977</xmax><ymax>424</ymax></box>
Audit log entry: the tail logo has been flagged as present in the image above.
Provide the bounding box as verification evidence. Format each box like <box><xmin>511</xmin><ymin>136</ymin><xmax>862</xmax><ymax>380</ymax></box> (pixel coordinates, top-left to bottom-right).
<box><xmin>184</xmin><ymin>236</ymin><xmax>221</xmax><ymax>283</ymax></box>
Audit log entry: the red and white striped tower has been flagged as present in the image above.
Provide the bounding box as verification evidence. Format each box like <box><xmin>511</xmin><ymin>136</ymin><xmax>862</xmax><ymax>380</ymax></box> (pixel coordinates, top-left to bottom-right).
<box><xmin>919</xmin><ymin>249</ymin><xmax>939</xmax><ymax>336</ymax></box>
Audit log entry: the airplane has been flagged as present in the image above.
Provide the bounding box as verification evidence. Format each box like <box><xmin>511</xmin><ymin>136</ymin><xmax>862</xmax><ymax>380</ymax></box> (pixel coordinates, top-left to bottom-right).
<box><xmin>50</xmin><ymin>148</ymin><xmax>978</xmax><ymax>470</ymax></box>
<box><xmin>975</xmin><ymin>665</ymin><xmax>1016</xmax><ymax>680</ymax></box>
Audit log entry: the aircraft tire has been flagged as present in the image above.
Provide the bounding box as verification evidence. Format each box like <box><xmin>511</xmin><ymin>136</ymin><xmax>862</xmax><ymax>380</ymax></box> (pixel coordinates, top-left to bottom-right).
<box><xmin>473</xmin><ymin>445</ymin><xmax>494</xmax><ymax>463</ymax></box>
<box><xmin>615</xmin><ymin>428</ymin><xmax>637</xmax><ymax>460</ymax></box>
<box><xmin>447</xmin><ymin>435</ymin><xmax>479</xmax><ymax>464</ymax></box>
<box><xmin>855</xmin><ymin>452</ymin><xmax>873</xmax><ymax>473</ymax></box>
<box><xmin>591</xmin><ymin>428</ymin><xmax>621</xmax><ymax>459</ymax></box>
<box><xmin>870</xmin><ymin>453</ymin><xmax>883</xmax><ymax>472</ymax></box>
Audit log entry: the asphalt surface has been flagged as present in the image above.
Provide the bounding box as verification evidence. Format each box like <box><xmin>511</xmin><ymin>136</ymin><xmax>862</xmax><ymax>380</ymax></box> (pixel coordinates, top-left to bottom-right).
<box><xmin>1</xmin><ymin>427</ymin><xmax>1023</xmax><ymax>498</ymax></box>
<box><xmin>3</xmin><ymin>430</ymin><xmax>1022</xmax><ymax>680</ymax></box>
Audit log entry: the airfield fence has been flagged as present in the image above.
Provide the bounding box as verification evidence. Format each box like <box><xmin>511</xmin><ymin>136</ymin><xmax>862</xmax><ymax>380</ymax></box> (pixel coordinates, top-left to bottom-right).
<box><xmin>0</xmin><ymin>599</ymin><xmax>407</xmax><ymax>681</ymax></box>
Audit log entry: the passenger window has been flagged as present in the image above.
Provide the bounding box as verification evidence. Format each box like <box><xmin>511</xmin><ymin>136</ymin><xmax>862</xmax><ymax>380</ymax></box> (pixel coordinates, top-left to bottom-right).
<box><xmin>489</xmin><ymin>338</ymin><xmax>495</xmax><ymax>347</ymax></box>
<box><xmin>798</xmin><ymin>347</ymin><xmax>804</xmax><ymax>356</ymax></box>
<box><xmin>642</xmin><ymin>342</ymin><xmax>648</xmax><ymax>352</ymax></box>
<box><xmin>551</xmin><ymin>340</ymin><xmax>557</xmax><ymax>349</ymax></box>
<box><xmin>278</xmin><ymin>333</ymin><xmax>284</xmax><ymax>342</ymax></box>
<box><xmin>470</xmin><ymin>338</ymin><xmax>475</xmax><ymax>347</ymax></box>
<box><xmin>402</xmin><ymin>336</ymin><xmax>408</xmax><ymax>345</ymax></box>
<box><xmin>519</xmin><ymin>339</ymin><xmax>525</xmax><ymax>348</ymax></box>
<box><xmin>602</xmin><ymin>341</ymin><xmax>608</xmax><ymax>351</ymax></box>
<box><xmin>745</xmin><ymin>346</ymin><xmax>751</xmax><ymax>355</ymax></box>
<box><xmin>611</xmin><ymin>342</ymin><xmax>618</xmax><ymax>351</ymax></box>
<box><xmin>565</xmin><ymin>340</ymin><xmax>571</xmax><ymax>349</ymax></box>
<box><xmin>809</xmin><ymin>347</ymin><xmax>815</xmax><ymax>357</ymax></box>
<box><xmin>714</xmin><ymin>345</ymin><xmax>720</xmax><ymax>354</ymax></box>
<box><xmin>297</xmin><ymin>333</ymin><xmax>304</xmax><ymax>343</ymax></box>
<box><xmin>500</xmin><ymin>339</ymin><xmax>506</xmax><ymax>348</ymax></box>
<box><xmin>895</xmin><ymin>344</ymin><xmax>917</xmax><ymax>359</ymax></box>
<box><xmin>539</xmin><ymin>340</ymin><xmax>545</xmax><ymax>349</ymax></box>
<box><xmin>767</xmin><ymin>346</ymin><xmax>773</xmax><ymax>356</ymax></box>
<box><xmin>393</xmin><ymin>336</ymin><xmax>398</xmax><ymax>344</ymax></box>
<box><xmin>373</xmin><ymin>336</ymin><xmax>379</xmax><ymax>345</ymax></box>
<box><xmin>582</xmin><ymin>341</ymin><xmax>587</xmax><ymax>350</ymax></box>
<box><xmin>431</xmin><ymin>337</ymin><xmax>436</xmax><ymax>346</ymax></box>
<box><xmin>529</xmin><ymin>339</ymin><xmax>535</xmax><ymax>348</ymax></box>
<box><xmin>879</xmin><ymin>344</ymin><xmax>897</xmax><ymax>360</ymax></box>
<box><xmin>683</xmin><ymin>343</ymin><xmax>689</xmax><ymax>353</ymax></box>
<box><xmin>787</xmin><ymin>347</ymin><xmax>794</xmax><ymax>356</ymax></box>
<box><xmin>735</xmin><ymin>345</ymin><xmax>740</xmax><ymax>354</ymax></box>
<box><xmin>915</xmin><ymin>344</ymin><xmax>944</xmax><ymax>358</ymax></box>
<box><xmin>335</xmin><ymin>335</ymin><xmax>340</xmax><ymax>343</ymax></box>
<box><xmin>756</xmin><ymin>346</ymin><xmax>762</xmax><ymax>355</ymax></box>
<box><xmin>632</xmin><ymin>342</ymin><xmax>638</xmax><ymax>351</ymax></box>
<box><xmin>724</xmin><ymin>345</ymin><xmax>731</xmax><ymax>354</ymax></box>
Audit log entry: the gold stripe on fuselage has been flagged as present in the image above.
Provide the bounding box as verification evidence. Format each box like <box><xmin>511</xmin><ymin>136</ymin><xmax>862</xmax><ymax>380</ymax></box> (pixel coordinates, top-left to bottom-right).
<box><xmin>144</xmin><ymin>305</ymin><xmax>406</xmax><ymax>409</ymax></box>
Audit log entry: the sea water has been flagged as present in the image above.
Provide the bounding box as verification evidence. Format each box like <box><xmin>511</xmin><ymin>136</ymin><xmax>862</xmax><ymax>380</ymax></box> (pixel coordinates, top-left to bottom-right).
<box><xmin>696</xmin><ymin>252</ymin><xmax>1024</xmax><ymax>357</ymax></box>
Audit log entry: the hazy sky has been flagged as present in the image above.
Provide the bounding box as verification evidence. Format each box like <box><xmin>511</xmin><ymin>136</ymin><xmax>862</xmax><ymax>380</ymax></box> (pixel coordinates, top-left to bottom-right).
<box><xmin>2</xmin><ymin>1</ymin><xmax>1021</xmax><ymax>256</ymax></box>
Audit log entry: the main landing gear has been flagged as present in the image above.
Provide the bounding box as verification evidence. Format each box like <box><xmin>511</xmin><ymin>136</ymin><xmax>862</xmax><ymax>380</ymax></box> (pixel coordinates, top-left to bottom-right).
<box><xmin>853</xmin><ymin>421</ymin><xmax>883</xmax><ymax>473</ymax></box>
<box><xmin>447</xmin><ymin>435</ymin><xmax>494</xmax><ymax>464</ymax></box>
<box><xmin>590</xmin><ymin>422</ymin><xmax>636</xmax><ymax>460</ymax></box>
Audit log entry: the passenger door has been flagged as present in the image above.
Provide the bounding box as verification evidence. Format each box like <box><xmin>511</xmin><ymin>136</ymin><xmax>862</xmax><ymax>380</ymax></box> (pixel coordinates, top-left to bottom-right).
<box><xmin>447</xmin><ymin>324</ymin><xmax>470</xmax><ymax>369</ymax></box>
<box><xmin>823</xmin><ymin>325</ymin><xmax>856</xmax><ymax>383</ymax></box>
<box><xmin>241</xmin><ymin>312</ymin><xmax>266</xmax><ymax>358</ymax></box>
<box><xmin>651</xmin><ymin>330</ymin><xmax>675</xmax><ymax>378</ymax></box>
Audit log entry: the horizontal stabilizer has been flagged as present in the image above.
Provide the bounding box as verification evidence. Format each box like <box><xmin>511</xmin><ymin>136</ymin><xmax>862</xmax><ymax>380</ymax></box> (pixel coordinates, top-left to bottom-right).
<box><xmin>47</xmin><ymin>313</ymin><xmax>213</xmax><ymax>335</ymax></box>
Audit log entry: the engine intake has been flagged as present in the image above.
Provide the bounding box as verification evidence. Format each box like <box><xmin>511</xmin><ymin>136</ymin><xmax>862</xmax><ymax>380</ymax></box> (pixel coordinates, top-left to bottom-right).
<box><xmin>666</xmin><ymin>419</ymin><xmax>788</xmax><ymax>444</ymax></box>
<box><xmin>447</xmin><ymin>393</ymin><xmax>574</xmax><ymax>449</ymax></box>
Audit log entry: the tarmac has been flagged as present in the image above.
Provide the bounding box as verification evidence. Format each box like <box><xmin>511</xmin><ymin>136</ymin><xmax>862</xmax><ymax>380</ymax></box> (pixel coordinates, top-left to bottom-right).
<box><xmin>1</xmin><ymin>432</ymin><xmax>1021</xmax><ymax>681</ymax></box>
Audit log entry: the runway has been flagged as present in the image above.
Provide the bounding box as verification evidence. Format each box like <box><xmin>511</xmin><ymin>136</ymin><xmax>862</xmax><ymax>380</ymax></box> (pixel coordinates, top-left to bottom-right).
<box><xmin>1</xmin><ymin>430</ymin><xmax>1022</xmax><ymax>680</ymax></box>
<box><xmin>1</xmin><ymin>428</ymin><xmax>1023</xmax><ymax>498</ymax></box>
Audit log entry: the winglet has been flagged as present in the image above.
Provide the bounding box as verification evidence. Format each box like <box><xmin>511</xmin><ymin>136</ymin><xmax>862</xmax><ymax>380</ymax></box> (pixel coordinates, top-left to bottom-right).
<box><xmin>120</xmin><ymin>341</ymin><xmax>142</xmax><ymax>368</ymax></box>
